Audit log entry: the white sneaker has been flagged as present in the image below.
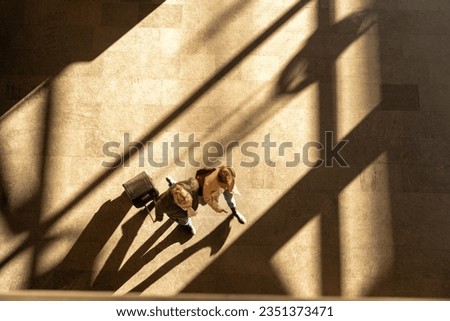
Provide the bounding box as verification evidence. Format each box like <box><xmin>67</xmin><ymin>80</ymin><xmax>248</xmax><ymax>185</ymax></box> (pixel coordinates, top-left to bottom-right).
<box><xmin>185</xmin><ymin>223</ymin><xmax>197</xmax><ymax>235</ymax></box>
<box><xmin>233</xmin><ymin>210</ymin><xmax>247</xmax><ymax>224</ymax></box>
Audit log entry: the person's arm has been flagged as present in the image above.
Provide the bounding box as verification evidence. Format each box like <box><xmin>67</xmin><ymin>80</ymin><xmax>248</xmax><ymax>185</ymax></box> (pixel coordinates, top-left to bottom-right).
<box><xmin>154</xmin><ymin>194</ymin><xmax>166</xmax><ymax>221</ymax></box>
<box><xmin>203</xmin><ymin>183</ymin><xmax>225</xmax><ymax>213</ymax></box>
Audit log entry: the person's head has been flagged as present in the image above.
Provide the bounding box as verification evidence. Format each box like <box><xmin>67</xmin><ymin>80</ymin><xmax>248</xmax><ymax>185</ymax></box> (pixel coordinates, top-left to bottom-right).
<box><xmin>217</xmin><ymin>166</ymin><xmax>236</xmax><ymax>191</ymax></box>
<box><xmin>171</xmin><ymin>184</ymin><xmax>193</xmax><ymax>208</ymax></box>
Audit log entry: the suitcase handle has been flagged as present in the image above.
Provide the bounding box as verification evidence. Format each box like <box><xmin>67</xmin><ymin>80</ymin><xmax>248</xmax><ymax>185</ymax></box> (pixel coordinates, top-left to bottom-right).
<box><xmin>145</xmin><ymin>203</ymin><xmax>156</xmax><ymax>222</ymax></box>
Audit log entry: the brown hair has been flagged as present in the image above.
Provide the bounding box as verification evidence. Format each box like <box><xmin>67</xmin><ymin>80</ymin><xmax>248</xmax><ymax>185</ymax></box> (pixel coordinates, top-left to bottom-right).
<box><xmin>171</xmin><ymin>184</ymin><xmax>192</xmax><ymax>208</ymax></box>
<box><xmin>218</xmin><ymin>166</ymin><xmax>236</xmax><ymax>189</ymax></box>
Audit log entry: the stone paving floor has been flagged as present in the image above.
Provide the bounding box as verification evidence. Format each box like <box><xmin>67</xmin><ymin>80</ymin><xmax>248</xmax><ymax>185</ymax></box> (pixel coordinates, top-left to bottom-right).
<box><xmin>0</xmin><ymin>0</ymin><xmax>449</xmax><ymax>298</ymax></box>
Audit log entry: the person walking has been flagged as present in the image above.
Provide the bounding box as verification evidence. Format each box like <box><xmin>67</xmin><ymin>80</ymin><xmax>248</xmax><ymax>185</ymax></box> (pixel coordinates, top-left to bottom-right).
<box><xmin>154</xmin><ymin>177</ymin><xmax>199</xmax><ymax>235</ymax></box>
<box><xmin>196</xmin><ymin>165</ymin><xmax>247</xmax><ymax>224</ymax></box>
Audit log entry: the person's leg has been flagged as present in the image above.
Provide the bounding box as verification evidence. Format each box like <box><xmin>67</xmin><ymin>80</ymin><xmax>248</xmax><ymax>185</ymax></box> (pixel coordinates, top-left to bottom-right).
<box><xmin>223</xmin><ymin>189</ymin><xmax>236</xmax><ymax>209</ymax></box>
<box><xmin>223</xmin><ymin>190</ymin><xmax>246</xmax><ymax>224</ymax></box>
<box><xmin>173</xmin><ymin>216</ymin><xmax>196</xmax><ymax>235</ymax></box>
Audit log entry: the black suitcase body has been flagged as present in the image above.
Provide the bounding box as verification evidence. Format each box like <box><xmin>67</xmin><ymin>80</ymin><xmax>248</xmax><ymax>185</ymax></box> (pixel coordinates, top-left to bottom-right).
<box><xmin>122</xmin><ymin>171</ymin><xmax>159</xmax><ymax>211</ymax></box>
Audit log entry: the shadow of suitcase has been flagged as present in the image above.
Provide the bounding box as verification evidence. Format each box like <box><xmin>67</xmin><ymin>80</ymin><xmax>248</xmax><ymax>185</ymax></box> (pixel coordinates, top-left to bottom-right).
<box><xmin>122</xmin><ymin>171</ymin><xmax>159</xmax><ymax>220</ymax></box>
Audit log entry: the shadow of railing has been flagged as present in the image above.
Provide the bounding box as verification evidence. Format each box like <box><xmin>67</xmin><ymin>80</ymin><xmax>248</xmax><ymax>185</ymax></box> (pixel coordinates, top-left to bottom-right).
<box><xmin>2</xmin><ymin>0</ymin><xmax>447</xmax><ymax>298</ymax></box>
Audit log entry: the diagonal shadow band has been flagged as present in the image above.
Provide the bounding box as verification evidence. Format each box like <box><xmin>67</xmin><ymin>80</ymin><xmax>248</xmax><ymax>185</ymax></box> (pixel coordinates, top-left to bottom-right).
<box><xmin>209</xmin><ymin>9</ymin><xmax>378</xmax><ymax>155</ymax></box>
<box><xmin>0</xmin><ymin>0</ymin><xmax>165</xmax><ymax>116</ymax></box>
<box><xmin>0</xmin><ymin>0</ymin><xmax>312</xmax><ymax>274</ymax></box>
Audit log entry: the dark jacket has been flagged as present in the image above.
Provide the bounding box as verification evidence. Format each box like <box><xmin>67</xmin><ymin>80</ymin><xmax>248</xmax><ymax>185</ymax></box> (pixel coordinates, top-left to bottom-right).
<box><xmin>155</xmin><ymin>177</ymin><xmax>200</xmax><ymax>221</ymax></box>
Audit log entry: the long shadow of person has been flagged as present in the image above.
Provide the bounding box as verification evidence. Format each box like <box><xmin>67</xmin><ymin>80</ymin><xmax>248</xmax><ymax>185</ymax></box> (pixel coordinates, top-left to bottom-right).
<box><xmin>92</xmin><ymin>216</ymin><xmax>183</xmax><ymax>291</ymax></box>
<box><xmin>31</xmin><ymin>192</ymin><xmax>133</xmax><ymax>290</ymax></box>
<box><xmin>127</xmin><ymin>215</ymin><xmax>233</xmax><ymax>294</ymax></box>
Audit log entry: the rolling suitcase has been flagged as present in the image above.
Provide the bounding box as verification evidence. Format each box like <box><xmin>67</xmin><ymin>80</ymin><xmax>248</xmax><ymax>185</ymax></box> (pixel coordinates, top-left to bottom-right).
<box><xmin>122</xmin><ymin>171</ymin><xmax>159</xmax><ymax>217</ymax></box>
